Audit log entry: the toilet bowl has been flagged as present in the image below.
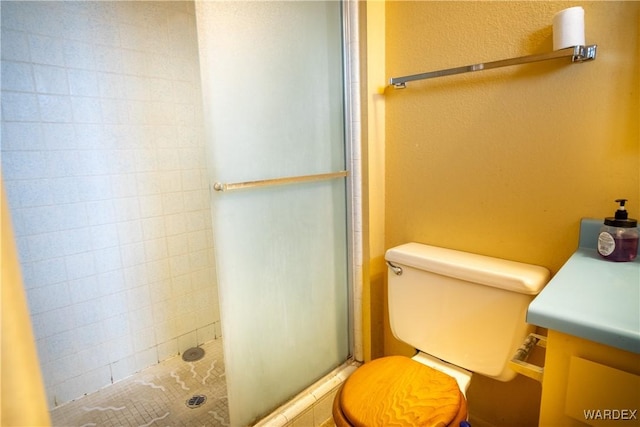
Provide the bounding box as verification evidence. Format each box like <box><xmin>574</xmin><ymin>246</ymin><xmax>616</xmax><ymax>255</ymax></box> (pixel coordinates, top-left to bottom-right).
<box><xmin>333</xmin><ymin>355</ymin><xmax>469</xmax><ymax>427</ymax></box>
<box><xmin>333</xmin><ymin>243</ymin><xmax>550</xmax><ymax>426</ymax></box>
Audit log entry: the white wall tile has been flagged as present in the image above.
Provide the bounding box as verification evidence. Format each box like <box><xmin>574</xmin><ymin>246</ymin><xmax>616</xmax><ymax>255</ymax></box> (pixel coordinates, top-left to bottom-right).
<box><xmin>24</xmin><ymin>233</ymin><xmax>55</xmax><ymax>263</ymax></box>
<box><xmin>91</xmin><ymin>224</ymin><xmax>120</xmax><ymax>250</ymax></box>
<box><xmin>28</xmin><ymin>34</ymin><xmax>65</xmax><ymax>66</ymax></box>
<box><xmin>97</xmin><ymin>72</ymin><xmax>124</xmax><ymax>99</ymax></box>
<box><xmin>196</xmin><ymin>323</ymin><xmax>215</xmax><ymax>344</ymax></box>
<box><xmin>46</xmin><ymin>151</ymin><xmax>81</xmax><ymax>177</ymax></box>
<box><xmin>172</xmin><ymin>273</ymin><xmax>192</xmax><ymax>296</ymax></box>
<box><xmin>2</xmin><ymin>122</ymin><xmax>45</xmax><ymax>150</ymax></box>
<box><xmin>63</xmin><ymin>40</ymin><xmax>96</xmax><ymax>71</ymax></box>
<box><xmin>94</xmin><ymin>246</ymin><xmax>123</xmax><ymax>273</ymax></box>
<box><xmin>144</xmin><ymin>238</ymin><xmax>168</xmax><ymax>262</ymax></box>
<box><xmin>116</xmin><ymin>220</ymin><xmax>142</xmax><ymax>246</ymax></box>
<box><xmin>93</xmin><ymin>45</ymin><xmax>122</xmax><ymax>73</ymax></box>
<box><xmin>42</xmin><ymin>123</ymin><xmax>77</xmax><ymax>149</ymax></box>
<box><xmin>156</xmin><ymin>339</ymin><xmax>178</xmax><ymax>361</ymax></box>
<box><xmin>4</xmin><ymin>179</ymin><xmax>52</xmax><ymax>208</ymax></box>
<box><xmin>91</xmin><ymin>20</ymin><xmax>121</xmax><ymax>48</ymax></box>
<box><xmin>68</xmin><ymin>275</ymin><xmax>101</xmax><ymax>304</ymax></box>
<box><xmin>16</xmin><ymin>206</ymin><xmax>51</xmax><ymax>235</ymax></box>
<box><xmin>177</xmin><ymin>331</ymin><xmax>197</xmax><ymax>353</ymax></box>
<box><xmin>133</xmin><ymin>347</ymin><xmax>158</xmax><ymax>371</ymax></box>
<box><xmin>165</xmin><ymin>215</ymin><xmax>187</xmax><ymax>238</ymax></box>
<box><xmin>189</xmin><ymin>249</ymin><xmax>209</xmax><ymax>270</ymax></box>
<box><xmin>158</xmin><ymin>170</ymin><xmax>182</xmax><ymax>192</ymax></box>
<box><xmin>33</xmin><ymin>64</ymin><xmax>68</xmax><ymax>95</ymax></box>
<box><xmin>153</xmin><ymin>317</ymin><xmax>177</xmax><ymax>345</ymax></box>
<box><xmin>38</xmin><ymin>94</ymin><xmax>73</xmax><ymax>123</ymax></box>
<box><xmin>73</xmin><ymin>306</ymin><xmax>105</xmax><ymax>336</ymax></box>
<box><xmin>86</xmin><ymin>200</ymin><xmax>116</xmax><ymax>226</ymax></box>
<box><xmin>76</xmin><ymin>124</ymin><xmax>108</xmax><ymax>149</ymax></box>
<box><xmin>97</xmin><ymin>271</ymin><xmax>126</xmax><ymax>298</ymax></box>
<box><xmin>65</xmin><ymin>252</ymin><xmax>96</xmax><ymax>281</ymax></box>
<box><xmin>73</xmin><ymin>299</ymin><xmax>103</xmax><ymax>328</ymax></box>
<box><xmin>126</xmin><ymin>284</ymin><xmax>151</xmax><ymax>311</ymax></box>
<box><xmin>44</xmin><ymin>330</ymin><xmax>78</xmax><ymax>361</ymax></box>
<box><xmin>132</xmin><ymin>326</ymin><xmax>156</xmax><ymax>354</ymax></box>
<box><xmin>116</xmin><ymin>200</ymin><xmax>143</xmax><ymax>224</ymax></box>
<box><xmin>110</xmin><ymin>354</ymin><xmax>136</xmax><ymax>382</ymax></box>
<box><xmin>185</xmin><ymin>210</ymin><xmax>209</xmax><ymax>233</ymax></box>
<box><xmin>28</xmin><ymin>282</ymin><xmax>71</xmax><ymax>314</ymax></box>
<box><xmin>71</xmin><ymin>97</ymin><xmax>102</xmax><ymax>123</ymax></box>
<box><xmin>2</xmin><ymin>61</ymin><xmax>35</xmax><ymax>91</ymax></box>
<box><xmin>100</xmin><ymin>99</ymin><xmax>129</xmax><ymax>124</ymax></box>
<box><xmin>187</xmin><ymin>231</ymin><xmax>208</xmax><ymax>252</ymax></box>
<box><xmin>183</xmin><ymin>189</ymin><xmax>207</xmax><ymax>211</ymax></box>
<box><xmin>145</xmin><ymin>54</ymin><xmax>173</xmax><ymax>80</ymax></box>
<box><xmin>1</xmin><ymin>91</ymin><xmax>40</xmax><ymax>121</ymax></box>
<box><xmin>30</xmin><ymin>258</ymin><xmax>68</xmax><ymax>287</ymax></box>
<box><xmin>48</xmin><ymin>353</ymin><xmax>81</xmax><ymax>385</ymax></box>
<box><xmin>77</xmin><ymin>176</ymin><xmax>113</xmax><ymax>202</ymax></box>
<box><xmin>176</xmin><ymin>313</ymin><xmax>197</xmax><ymax>338</ymax></box>
<box><xmin>98</xmin><ymin>292</ymin><xmax>128</xmax><ymax>319</ymax></box>
<box><xmin>102</xmin><ymin>314</ymin><xmax>130</xmax><ymax>342</ymax></box>
<box><xmin>161</xmin><ymin>192</ymin><xmax>184</xmax><ymax>215</ymax></box>
<box><xmin>146</xmin><ymin>259</ymin><xmax>171</xmax><ymax>283</ymax></box>
<box><xmin>120</xmin><ymin>242</ymin><xmax>145</xmax><ymax>269</ymax></box>
<box><xmin>169</xmin><ymin>254</ymin><xmax>190</xmax><ymax>277</ymax></box>
<box><xmin>1</xmin><ymin>29</ymin><xmax>31</xmax><ymax>61</ymax></box>
<box><xmin>54</xmin><ymin>228</ymin><xmax>92</xmax><ymax>257</ymax></box>
<box><xmin>46</xmin><ymin>179</ymin><xmax>79</xmax><ymax>206</ymax></box>
<box><xmin>131</xmin><ymin>305</ymin><xmax>155</xmax><ymax>330</ymax></box>
<box><xmin>69</xmin><ymin>366</ymin><xmax>111</xmax><ymax>400</ymax></box>
<box><xmin>76</xmin><ymin>344</ymin><xmax>110</xmax><ymax>374</ymax></box>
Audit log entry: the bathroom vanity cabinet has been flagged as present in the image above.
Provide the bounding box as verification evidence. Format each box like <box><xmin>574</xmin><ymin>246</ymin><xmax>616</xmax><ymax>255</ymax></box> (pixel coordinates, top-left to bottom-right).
<box><xmin>539</xmin><ymin>330</ymin><xmax>639</xmax><ymax>426</ymax></box>
<box><xmin>527</xmin><ymin>219</ymin><xmax>640</xmax><ymax>426</ymax></box>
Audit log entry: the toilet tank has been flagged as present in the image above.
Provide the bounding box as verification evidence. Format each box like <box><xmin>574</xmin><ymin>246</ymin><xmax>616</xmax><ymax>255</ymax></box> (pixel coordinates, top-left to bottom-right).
<box><xmin>385</xmin><ymin>243</ymin><xmax>550</xmax><ymax>382</ymax></box>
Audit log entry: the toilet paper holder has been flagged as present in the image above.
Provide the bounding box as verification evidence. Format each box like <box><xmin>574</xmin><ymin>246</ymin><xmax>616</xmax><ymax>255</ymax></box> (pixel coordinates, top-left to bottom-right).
<box><xmin>509</xmin><ymin>333</ymin><xmax>547</xmax><ymax>382</ymax></box>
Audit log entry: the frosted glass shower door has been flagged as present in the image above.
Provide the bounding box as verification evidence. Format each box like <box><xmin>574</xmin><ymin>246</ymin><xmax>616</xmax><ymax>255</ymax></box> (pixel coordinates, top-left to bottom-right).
<box><xmin>195</xmin><ymin>2</ymin><xmax>349</xmax><ymax>425</ymax></box>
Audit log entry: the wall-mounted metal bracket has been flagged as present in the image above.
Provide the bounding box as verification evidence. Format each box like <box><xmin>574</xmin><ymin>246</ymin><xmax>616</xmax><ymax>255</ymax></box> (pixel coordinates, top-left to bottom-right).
<box><xmin>509</xmin><ymin>333</ymin><xmax>547</xmax><ymax>382</ymax></box>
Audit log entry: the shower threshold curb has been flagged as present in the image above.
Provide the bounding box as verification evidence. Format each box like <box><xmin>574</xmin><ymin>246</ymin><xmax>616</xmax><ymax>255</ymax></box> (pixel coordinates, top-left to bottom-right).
<box><xmin>253</xmin><ymin>359</ymin><xmax>360</xmax><ymax>427</ymax></box>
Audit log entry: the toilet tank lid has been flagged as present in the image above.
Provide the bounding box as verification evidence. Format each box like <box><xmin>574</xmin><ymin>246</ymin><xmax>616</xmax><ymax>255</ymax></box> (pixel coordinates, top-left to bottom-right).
<box><xmin>385</xmin><ymin>243</ymin><xmax>550</xmax><ymax>295</ymax></box>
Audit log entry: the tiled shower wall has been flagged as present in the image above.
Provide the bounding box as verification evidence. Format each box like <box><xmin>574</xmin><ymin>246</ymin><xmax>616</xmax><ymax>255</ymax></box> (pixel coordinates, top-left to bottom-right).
<box><xmin>1</xmin><ymin>1</ymin><xmax>220</xmax><ymax>407</ymax></box>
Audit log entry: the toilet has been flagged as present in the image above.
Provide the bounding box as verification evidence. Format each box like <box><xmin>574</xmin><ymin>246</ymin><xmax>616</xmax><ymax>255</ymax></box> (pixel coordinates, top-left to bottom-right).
<box><xmin>334</xmin><ymin>242</ymin><xmax>550</xmax><ymax>427</ymax></box>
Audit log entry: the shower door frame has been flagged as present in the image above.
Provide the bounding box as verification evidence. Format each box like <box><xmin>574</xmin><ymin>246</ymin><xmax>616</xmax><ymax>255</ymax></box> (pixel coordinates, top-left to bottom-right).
<box><xmin>342</xmin><ymin>0</ymin><xmax>363</xmax><ymax>365</ymax></box>
<box><xmin>197</xmin><ymin>0</ymin><xmax>363</xmax><ymax>423</ymax></box>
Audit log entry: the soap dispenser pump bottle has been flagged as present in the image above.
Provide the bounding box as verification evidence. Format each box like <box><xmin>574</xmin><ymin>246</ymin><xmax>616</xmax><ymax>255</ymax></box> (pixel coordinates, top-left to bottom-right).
<box><xmin>597</xmin><ymin>199</ymin><xmax>638</xmax><ymax>262</ymax></box>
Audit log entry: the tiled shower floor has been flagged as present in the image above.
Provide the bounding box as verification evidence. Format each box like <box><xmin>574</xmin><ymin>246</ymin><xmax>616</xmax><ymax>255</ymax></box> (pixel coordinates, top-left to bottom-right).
<box><xmin>50</xmin><ymin>339</ymin><xmax>229</xmax><ymax>427</ymax></box>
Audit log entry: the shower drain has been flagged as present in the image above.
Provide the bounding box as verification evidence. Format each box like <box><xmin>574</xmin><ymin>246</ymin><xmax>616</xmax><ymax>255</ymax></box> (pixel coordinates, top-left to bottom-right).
<box><xmin>186</xmin><ymin>395</ymin><xmax>207</xmax><ymax>409</ymax></box>
<box><xmin>182</xmin><ymin>347</ymin><xmax>205</xmax><ymax>362</ymax></box>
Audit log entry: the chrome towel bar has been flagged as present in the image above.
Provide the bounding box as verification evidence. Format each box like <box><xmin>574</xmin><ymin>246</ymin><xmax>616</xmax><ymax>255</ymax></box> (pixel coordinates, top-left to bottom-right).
<box><xmin>212</xmin><ymin>170</ymin><xmax>349</xmax><ymax>192</ymax></box>
<box><xmin>390</xmin><ymin>44</ymin><xmax>597</xmax><ymax>89</ymax></box>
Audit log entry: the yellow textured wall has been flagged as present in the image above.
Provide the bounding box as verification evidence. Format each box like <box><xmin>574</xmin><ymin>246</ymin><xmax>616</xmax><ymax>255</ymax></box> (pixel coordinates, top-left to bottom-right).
<box><xmin>364</xmin><ymin>0</ymin><xmax>387</xmax><ymax>362</ymax></box>
<box><xmin>381</xmin><ymin>2</ymin><xmax>639</xmax><ymax>426</ymax></box>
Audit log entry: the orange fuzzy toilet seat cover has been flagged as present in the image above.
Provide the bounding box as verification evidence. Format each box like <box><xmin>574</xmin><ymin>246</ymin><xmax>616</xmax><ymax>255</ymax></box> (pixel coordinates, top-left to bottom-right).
<box><xmin>337</xmin><ymin>356</ymin><xmax>467</xmax><ymax>427</ymax></box>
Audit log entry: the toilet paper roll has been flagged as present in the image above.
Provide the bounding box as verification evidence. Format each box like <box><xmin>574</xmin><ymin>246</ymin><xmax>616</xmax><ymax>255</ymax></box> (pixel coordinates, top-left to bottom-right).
<box><xmin>553</xmin><ymin>6</ymin><xmax>585</xmax><ymax>50</ymax></box>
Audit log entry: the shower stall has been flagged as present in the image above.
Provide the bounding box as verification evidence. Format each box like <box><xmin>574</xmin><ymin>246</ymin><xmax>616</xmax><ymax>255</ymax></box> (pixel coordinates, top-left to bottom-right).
<box><xmin>1</xmin><ymin>1</ymin><xmax>361</xmax><ymax>425</ymax></box>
